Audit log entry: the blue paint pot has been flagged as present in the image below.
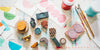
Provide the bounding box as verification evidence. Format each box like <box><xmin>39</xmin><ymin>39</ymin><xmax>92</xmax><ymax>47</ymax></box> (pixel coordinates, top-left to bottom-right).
<box><xmin>86</xmin><ymin>0</ymin><xmax>100</xmax><ymax>17</ymax></box>
<box><xmin>86</xmin><ymin>6</ymin><xmax>98</xmax><ymax>17</ymax></box>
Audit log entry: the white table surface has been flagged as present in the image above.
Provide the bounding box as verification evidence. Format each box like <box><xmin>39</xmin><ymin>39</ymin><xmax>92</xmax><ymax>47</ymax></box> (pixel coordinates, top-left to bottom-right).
<box><xmin>0</xmin><ymin>0</ymin><xmax>100</xmax><ymax>50</ymax></box>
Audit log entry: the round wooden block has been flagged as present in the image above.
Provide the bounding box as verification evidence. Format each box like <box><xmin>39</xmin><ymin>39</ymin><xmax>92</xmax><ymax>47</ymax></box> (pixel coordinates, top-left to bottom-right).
<box><xmin>17</xmin><ymin>21</ymin><xmax>26</xmax><ymax>30</ymax></box>
<box><xmin>16</xmin><ymin>20</ymin><xmax>29</xmax><ymax>34</ymax></box>
<box><xmin>49</xmin><ymin>28</ymin><xmax>56</xmax><ymax>37</ymax></box>
<box><xmin>60</xmin><ymin>38</ymin><xmax>66</xmax><ymax>45</ymax></box>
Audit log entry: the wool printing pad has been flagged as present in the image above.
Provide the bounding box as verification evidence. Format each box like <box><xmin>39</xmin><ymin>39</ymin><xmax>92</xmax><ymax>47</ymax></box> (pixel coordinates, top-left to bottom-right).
<box><xmin>65</xmin><ymin>23</ymin><xmax>84</xmax><ymax>41</ymax></box>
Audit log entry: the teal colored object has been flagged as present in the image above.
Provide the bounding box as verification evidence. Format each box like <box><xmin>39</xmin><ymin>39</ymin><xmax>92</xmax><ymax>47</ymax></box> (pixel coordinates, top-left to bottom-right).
<box><xmin>86</xmin><ymin>6</ymin><xmax>98</xmax><ymax>17</ymax></box>
<box><xmin>34</xmin><ymin>28</ymin><xmax>41</xmax><ymax>35</ymax></box>
<box><xmin>1</xmin><ymin>20</ymin><xmax>10</xmax><ymax>31</ymax></box>
<box><xmin>36</xmin><ymin>12</ymin><xmax>49</xmax><ymax>20</ymax></box>
<box><xmin>8</xmin><ymin>41</ymin><xmax>22</xmax><ymax>50</ymax></box>
<box><xmin>0</xmin><ymin>38</ymin><xmax>5</xmax><ymax>47</ymax></box>
<box><xmin>51</xmin><ymin>37</ymin><xmax>60</xmax><ymax>47</ymax></box>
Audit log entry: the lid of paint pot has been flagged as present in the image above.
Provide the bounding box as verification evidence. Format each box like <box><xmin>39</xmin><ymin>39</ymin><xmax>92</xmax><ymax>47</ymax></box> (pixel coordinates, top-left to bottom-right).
<box><xmin>91</xmin><ymin>0</ymin><xmax>100</xmax><ymax>12</ymax></box>
<box><xmin>63</xmin><ymin>0</ymin><xmax>75</xmax><ymax>6</ymax></box>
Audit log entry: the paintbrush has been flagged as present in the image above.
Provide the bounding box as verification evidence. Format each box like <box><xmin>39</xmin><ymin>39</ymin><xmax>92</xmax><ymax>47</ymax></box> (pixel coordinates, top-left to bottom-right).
<box><xmin>77</xmin><ymin>4</ymin><xmax>94</xmax><ymax>38</ymax></box>
<box><xmin>75</xmin><ymin>6</ymin><xmax>91</xmax><ymax>39</ymax></box>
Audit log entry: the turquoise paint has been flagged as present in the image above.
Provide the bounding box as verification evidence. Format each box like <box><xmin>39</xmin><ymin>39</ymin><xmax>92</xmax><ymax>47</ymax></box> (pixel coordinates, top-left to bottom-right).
<box><xmin>1</xmin><ymin>20</ymin><xmax>10</xmax><ymax>31</ymax></box>
<box><xmin>86</xmin><ymin>6</ymin><xmax>98</xmax><ymax>17</ymax></box>
<box><xmin>8</xmin><ymin>41</ymin><xmax>22</xmax><ymax>50</ymax></box>
<box><xmin>72</xmin><ymin>8</ymin><xmax>79</xmax><ymax>24</ymax></box>
<box><xmin>0</xmin><ymin>38</ymin><xmax>5</xmax><ymax>47</ymax></box>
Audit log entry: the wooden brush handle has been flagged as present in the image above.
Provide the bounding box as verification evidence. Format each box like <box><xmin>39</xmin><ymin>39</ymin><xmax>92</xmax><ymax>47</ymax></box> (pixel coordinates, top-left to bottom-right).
<box><xmin>77</xmin><ymin>11</ymin><xmax>91</xmax><ymax>39</ymax></box>
<box><xmin>80</xmin><ymin>10</ymin><xmax>94</xmax><ymax>38</ymax></box>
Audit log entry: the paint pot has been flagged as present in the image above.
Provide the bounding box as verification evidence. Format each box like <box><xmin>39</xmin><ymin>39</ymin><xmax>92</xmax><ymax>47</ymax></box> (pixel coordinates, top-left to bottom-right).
<box><xmin>86</xmin><ymin>0</ymin><xmax>100</xmax><ymax>17</ymax></box>
<box><xmin>61</xmin><ymin>0</ymin><xmax>74</xmax><ymax>10</ymax></box>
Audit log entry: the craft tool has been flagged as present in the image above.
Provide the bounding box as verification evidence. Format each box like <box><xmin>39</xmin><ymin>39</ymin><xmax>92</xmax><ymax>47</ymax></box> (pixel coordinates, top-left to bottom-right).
<box><xmin>34</xmin><ymin>28</ymin><xmax>41</xmax><ymax>35</ymax></box>
<box><xmin>51</xmin><ymin>37</ymin><xmax>60</xmax><ymax>47</ymax></box>
<box><xmin>40</xmin><ymin>37</ymin><xmax>48</xmax><ymax>50</ymax></box>
<box><xmin>31</xmin><ymin>42</ymin><xmax>38</xmax><ymax>48</ymax></box>
<box><xmin>30</xmin><ymin>18</ymin><xmax>36</xmax><ymax>28</ymax></box>
<box><xmin>75</xmin><ymin>6</ymin><xmax>91</xmax><ymax>39</ymax></box>
<box><xmin>41</xmin><ymin>20</ymin><xmax>48</xmax><ymax>29</ymax></box>
<box><xmin>60</xmin><ymin>38</ymin><xmax>66</xmax><ymax>45</ymax></box>
<box><xmin>22</xmin><ymin>35</ymin><xmax>31</xmax><ymax>41</ymax></box>
<box><xmin>75</xmin><ymin>5</ymin><xmax>94</xmax><ymax>39</ymax></box>
<box><xmin>36</xmin><ymin>12</ymin><xmax>49</xmax><ymax>20</ymax></box>
<box><xmin>78</xmin><ymin>5</ymin><xmax>94</xmax><ymax>38</ymax></box>
<box><xmin>49</xmin><ymin>28</ymin><xmax>56</xmax><ymax>37</ymax></box>
<box><xmin>40</xmin><ymin>37</ymin><xmax>48</xmax><ymax>45</ymax></box>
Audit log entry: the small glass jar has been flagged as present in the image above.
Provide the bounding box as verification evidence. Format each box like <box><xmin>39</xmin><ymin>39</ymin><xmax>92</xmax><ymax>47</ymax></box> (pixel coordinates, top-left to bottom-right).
<box><xmin>61</xmin><ymin>0</ymin><xmax>74</xmax><ymax>10</ymax></box>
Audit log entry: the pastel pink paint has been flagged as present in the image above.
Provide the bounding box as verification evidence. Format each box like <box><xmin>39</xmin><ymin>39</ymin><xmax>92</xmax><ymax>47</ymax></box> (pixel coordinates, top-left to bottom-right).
<box><xmin>40</xmin><ymin>0</ymin><xmax>48</xmax><ymax>3</ymax></box>
<box><xmin>57</xmin><ymin>14</ymin><xmax>66</xmax><ymax>23</ymax></box>
<box><xmin>46</xmin><ymin>6</ymin><xmax>60</xmax><ymax>17</ymax></box>
<box><xmin>51</xmin><ymin>9</ymin><xmax>60</xmax><ymax>17</ymax></box>
<box><xmin>46</xmin><ymin>5</ymin><xmax>54</xmax><ymax>11</ymax></box>
<box><xmin>51</xmin><ymin>12</ymin><xmax>60</xmax><ymax>17</ymax></box>
<box><xmin>40</xmin><ymin>2</ymin><xmax>66</xmax><ymax>23</ymax></box>
<box><xmin>40</xmin><ymin>2</ymin><xmax>48</xmax><ymax>7</ymax></box>
<box><xmin>23</xmin><ymin>0</ymin><xmax>33</xmax><ymax>8</ymax></box>
<box><xmin>68</xmin><ymin>0</ymin><xmax>73</xmax><ymax>2</ymax></box>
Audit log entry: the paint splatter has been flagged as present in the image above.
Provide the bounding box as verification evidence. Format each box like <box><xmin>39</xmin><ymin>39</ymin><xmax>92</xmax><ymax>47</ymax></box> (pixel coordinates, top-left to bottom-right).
<box><xmin>0</xmin><ymin>38</ymin><xmax>5</xmax><ymax>47</ymax></box>
<box><xmin>4</xmin><ymin>12</ymin><xmax>16</xmax><ymax>20</ymax></box>
<box><xmin>57</xmin><ymin>15</ymin><xmax>66</xmax><ymax>23</ymax></box>
<box><xmin>51</xmin><ymin>9</ymin><xmax>60</xmax><ymax>17</ymax></box>
<box><xmin>23</xmin><ymin>0</ymin><xmax>34</xmax><ymax>8</ymax></box>
<box><xmin>0</xmin><ymin>7</ymin><xmax>11</xmax><ymax>12</ymax></box>
<box><xmin>46</xmin><ymin>5</ymin><xmax>54</xmax><ymax>12</ymax></box>
<box><xmin>0</xmin><ymin>22</ymin><xmax>3</xmax><ymax>26</ymax></box>
<box><xmin>8</xmin><ymin>41</ymin><xmax>22</xmax><ymax>50</ymax></box>
<box><xmin>1</xmin><ymin>20</ymin><xmax>10</xmax><ymax>31</ymax></box>
<box><xmin>40</xmin><ymin>2</ymin><xmax>48</xmax><ymax>7</ymax></box>
<box><xmin>40</xmin><ymin>0</ymin><xmax>48</xmax><ymax>3</ymax></box>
